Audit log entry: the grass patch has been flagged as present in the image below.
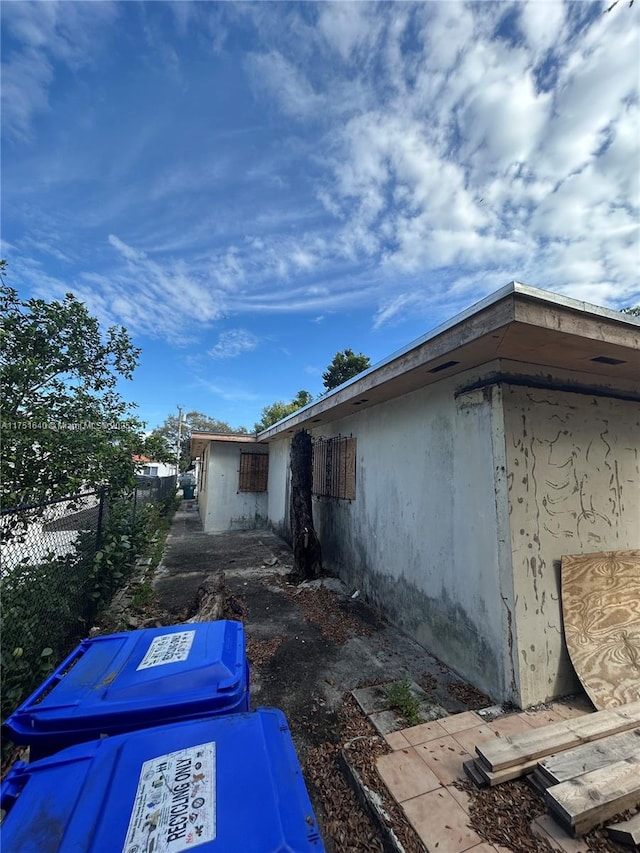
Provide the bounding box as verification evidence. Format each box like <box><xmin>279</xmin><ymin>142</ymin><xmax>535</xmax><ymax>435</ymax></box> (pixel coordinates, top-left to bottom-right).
<box><xmin>149</xmin><ymin>494</ymin><xmax>180</xmax><ymax>569</ymax></box>
<box><xmin>130</xmin><ymin>581</ymin><xmax>155</xmax><ymax>613</ymax></box>
<box><xmin>387</xmin><ymin>678</ymin><xmax>422</xmax><ymax>726</ymax></box>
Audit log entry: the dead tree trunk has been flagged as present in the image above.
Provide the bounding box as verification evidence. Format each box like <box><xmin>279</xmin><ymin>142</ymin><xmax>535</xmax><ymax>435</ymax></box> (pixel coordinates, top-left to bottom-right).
<box><xmin>290</xmin><ymin>430</ymin><xmax>322</xmax><ymax>581</ymax></box>
<box><xmin>191</xmin><ymin>571</ymin><xmax>226</xmax><ymax>622</ymax></box>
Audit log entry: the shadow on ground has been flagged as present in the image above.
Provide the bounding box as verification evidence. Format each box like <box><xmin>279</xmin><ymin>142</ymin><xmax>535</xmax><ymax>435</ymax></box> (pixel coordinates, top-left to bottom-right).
<box><xmin>153</xmin><ymin>501</ymin><xmax>490</xmax><ymax>851</ymax></box>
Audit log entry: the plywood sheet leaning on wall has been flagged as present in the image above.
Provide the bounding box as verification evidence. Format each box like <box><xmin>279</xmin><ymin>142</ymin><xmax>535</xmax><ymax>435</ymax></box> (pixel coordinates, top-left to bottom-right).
<box><xmin>561</xmin><ymin>550</ymin><xmax>640</xmax><ymax>710</ymax></box>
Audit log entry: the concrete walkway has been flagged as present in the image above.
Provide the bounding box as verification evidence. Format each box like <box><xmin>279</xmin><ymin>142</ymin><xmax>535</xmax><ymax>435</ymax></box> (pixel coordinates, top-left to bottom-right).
<box><xmin>154</xmin><ymin>501</ymin><xmax>486</xmax><ymax>728</ymax></box>
<box><xmin>153</xmin><ymin>501</ymin><xmax>499</xmax><ymax>850</ymax></box>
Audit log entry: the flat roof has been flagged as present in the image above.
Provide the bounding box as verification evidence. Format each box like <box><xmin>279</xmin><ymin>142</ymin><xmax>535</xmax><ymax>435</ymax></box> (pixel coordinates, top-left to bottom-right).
<box><xmin>257</xmin><ymin>282</ymin><xmax>640</xmax><ymax>440</ymax></box>
<box><xmin>190</xmin><ymin>431</ymin><xmax>258</xmax><ymax>459</ymax></box>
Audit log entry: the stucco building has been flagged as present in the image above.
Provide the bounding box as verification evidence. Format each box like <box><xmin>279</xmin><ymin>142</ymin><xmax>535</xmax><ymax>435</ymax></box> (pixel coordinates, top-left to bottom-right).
<box><xmin>191</xmin><ymin>283</ymin><xmax>640</xmax><ymax>708</ymax></box>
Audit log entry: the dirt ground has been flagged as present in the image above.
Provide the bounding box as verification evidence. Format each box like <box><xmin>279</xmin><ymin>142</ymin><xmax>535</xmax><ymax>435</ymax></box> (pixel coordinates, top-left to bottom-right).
<box><xmin>2</xmin><ymin>501</ymin><xmax>632</xmax><ymax>852</ymax></box>
<box><xmin>150</xmin><ymin>502</ymin><xmax>491</xmax><ymax>851</ymax></box>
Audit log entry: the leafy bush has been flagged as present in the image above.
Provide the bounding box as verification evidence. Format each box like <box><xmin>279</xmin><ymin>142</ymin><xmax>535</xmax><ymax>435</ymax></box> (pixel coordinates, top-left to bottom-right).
<box><xmin>0</xmin><ymin>490</ymin><xmax>170</xmax><ymax>751</ymax></box>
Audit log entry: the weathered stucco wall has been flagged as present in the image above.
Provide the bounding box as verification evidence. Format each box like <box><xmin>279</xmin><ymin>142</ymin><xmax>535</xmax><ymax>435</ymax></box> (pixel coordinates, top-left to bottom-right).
<box><xmin>265</xmin><ymin>436</ymin><xmax>292</xmax><ymax>541</ymax></box>
<box><xmin>503</xmin><ymin>386</ymin><xmax>640</xmax><ymax>707</ymax></box>
<box><xmin>201</xmin><ymin>442</ymin><xmax>268</xmax><ymax>533</ymax></box>
<box><xmin>197</xmin><ymin>444</ymin><xmax>211</xmax><ymax>526</ymax></box>
<box><xmin>300</xmin><ymin>371</ymin><xmax>516</xmax><ymax>703</ymax></box>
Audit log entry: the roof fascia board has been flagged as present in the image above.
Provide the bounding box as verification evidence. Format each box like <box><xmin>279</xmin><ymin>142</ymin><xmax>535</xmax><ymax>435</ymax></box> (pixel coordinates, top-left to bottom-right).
<box><xmin>258</xmin><ymin>282</ymin><xmax>639</xmax><ymax>441</ymax></box>
<box><xmin>513</xmin><ymin>283</ymin><xmax>640</xmax><ymax>326</ymax></box>
<box><xmin>259</xmin><ymin>289</ymin><xmax>518</xmax><ymax>440</ymax></box>
<box><xmin>190</xmin><ymin>432</ymin><xmax>257</xmax><ymax>443</ymax></box>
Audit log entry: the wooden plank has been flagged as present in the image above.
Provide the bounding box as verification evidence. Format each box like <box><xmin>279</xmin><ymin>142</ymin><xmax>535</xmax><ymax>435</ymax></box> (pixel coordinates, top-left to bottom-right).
<box><xmin>463</xmin><ymin>759</ymin><xmax>488</xmax><ymax>788</ymax></box>
<box><xmin>561</xmin><ymin>550</ymin><xmax>640</xmax><ymax>710</ymax></box>
<box><xmin>528</xmin><ymin>769</ymin><xmax>552</xmax><ymax>796</ymax></box>
<box><xmin>538</xmin><ymin>729</ymin><xmax>640</xmax><ymax>785</ymax></box>
<box><xmin>474</xmin><ymin>756</ymin><xmax>539</xmax><ymax>786</ymax></box>
<box><xmin>476</xmin><ymin>700</ymin><xmax>640</xmax><ymax>772</ymax></box>
<box><xmin>606</xmin><ymin>813</ymin><xmax>640</xmax><ymax>847</ymax></box>
<box><xmin>546</xmin><ymin>753</ymin><xmax>640</xmax><ymax>836</ymax></box>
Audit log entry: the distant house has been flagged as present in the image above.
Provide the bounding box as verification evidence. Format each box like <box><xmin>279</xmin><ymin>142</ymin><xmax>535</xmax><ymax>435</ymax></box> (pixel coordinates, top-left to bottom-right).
<box><xmin>190</xmin><ymin>435</ymin><xmax>269</xmax><ymax>532</ymax></box>
<box><xmin>133</xmin><ymin>456</ymin><xmax>178</xmax><ymax>478</ymax></box>
<box><xmin>191</xmin><ymin>283</ymin><xmax>640</xmax><ymax>708</ymax></box>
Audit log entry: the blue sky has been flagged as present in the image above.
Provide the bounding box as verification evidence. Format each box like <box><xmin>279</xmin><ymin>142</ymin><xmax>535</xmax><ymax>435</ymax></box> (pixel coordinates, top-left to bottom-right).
<box><xmin>3</xmin><ymin>1</ymin><xmax>639</xmax><ymax>432</ymax></box>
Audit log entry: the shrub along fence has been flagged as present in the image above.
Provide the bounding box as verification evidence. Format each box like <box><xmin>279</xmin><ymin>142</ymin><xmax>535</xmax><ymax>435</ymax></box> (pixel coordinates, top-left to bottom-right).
<box><xmin>0</xmin><ymin>476</ymin><xmax>177</xmax><ymax>740</ymax></box>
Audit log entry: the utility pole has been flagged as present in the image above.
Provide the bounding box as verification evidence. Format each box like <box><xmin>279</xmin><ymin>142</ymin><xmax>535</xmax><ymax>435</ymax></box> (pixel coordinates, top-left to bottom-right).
<box><xmin>176</xmin><ymin>406</ymin><xmax>183</xmax><ymax>475</ymax></box>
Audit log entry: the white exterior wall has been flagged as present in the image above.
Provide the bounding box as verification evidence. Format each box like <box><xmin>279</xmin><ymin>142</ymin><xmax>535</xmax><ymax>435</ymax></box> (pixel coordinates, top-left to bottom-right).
<box><xmin>138</xmin><ymin>461</ymin><xmax>178</xmax><ymax>477</ymax></box>
<box><xmin>267</xmin><ymin>370</ymin><xmax>517</xmax><ymax>702</ymax></box>
<box><xmin>503</xmin><ymin>386</ymin><xmax>640</xmax><ymax>707</ymax></box>
<box><xmin>200</xmin><ymin>442</ymin><xmax>268</xmax><ymax>533</ymax></box>
<box><xmin>197</xmin><ymin>445</ymin><xmax>210</xmax><ymax>523</ymax></box>
<box><xmin>265</xmin><ymin>436</ymin><xmax>292</xmax><ymax>541</ymax></box>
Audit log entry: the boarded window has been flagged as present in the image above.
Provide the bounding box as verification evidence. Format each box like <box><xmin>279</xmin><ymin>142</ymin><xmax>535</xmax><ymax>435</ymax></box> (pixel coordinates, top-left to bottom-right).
<box><xmin>238</xmin><ymin>453</ymin><xmax>269</xmax><ymax>492</ymax></box>
<box><xmin>312</xmin><ymin>436</ymin><xmax>356</xmax><ymax>500</ymax></box>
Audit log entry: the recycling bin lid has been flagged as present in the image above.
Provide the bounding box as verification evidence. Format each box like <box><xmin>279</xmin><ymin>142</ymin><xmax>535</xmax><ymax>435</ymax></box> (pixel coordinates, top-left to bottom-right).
<box><xmin>0</xmin><ymin>708</ymin><xmax>324</xmax><ymax>852</ymax></box>
<box><xmin>4</xmin><ymin>621</ymin><xmax>248</xmax><ymax>743</ymax></box>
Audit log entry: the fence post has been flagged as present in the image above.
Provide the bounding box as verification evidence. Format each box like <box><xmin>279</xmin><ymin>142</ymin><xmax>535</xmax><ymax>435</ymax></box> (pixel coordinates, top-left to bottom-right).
<box><xmin>96</xmin><ymin>487</ymin><xmax>107</xmax><ymax>551</ymax></box>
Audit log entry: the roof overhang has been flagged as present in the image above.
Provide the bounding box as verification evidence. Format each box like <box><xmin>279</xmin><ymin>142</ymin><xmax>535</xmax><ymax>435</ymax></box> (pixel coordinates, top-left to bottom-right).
<box><xmin>190</xmin><ymin>432</ymin><xmax>259</xmax><ymax>459</ymax></box>
<box><xmin>258</xmin><ymin>282</ymin><xmax>640</xmax><ymax>441</ymax></box>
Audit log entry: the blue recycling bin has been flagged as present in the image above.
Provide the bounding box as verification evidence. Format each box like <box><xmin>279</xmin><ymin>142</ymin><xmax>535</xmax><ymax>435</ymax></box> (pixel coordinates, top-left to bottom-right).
<box><xmin>4</xmin><ymin>621</ymin><xmax>249</xmax><ymax>759</ymax></box>
<box><xmin>1</xmin><ymin>708</ymin><xmax>324</xmax><ymax>852</ymax></box>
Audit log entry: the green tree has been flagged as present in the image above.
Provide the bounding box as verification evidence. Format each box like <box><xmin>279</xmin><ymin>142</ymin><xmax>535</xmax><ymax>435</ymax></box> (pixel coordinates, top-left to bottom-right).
<box><xmin>1</xmin><ymin>281</ymin><xmax>144</xmax><ymax>511</ymax></box>
<box><xmin>322</xmin><ymin>349</ymin><xmax>371</xmax><ymax>391</ymax></box>
<box><xmin>140</xmin><ymin>432</ymin><xmax>175</xmax><ymax>465</ymax></box>
<box><xmin>621</xmin><ymin>306</ymin><xmax>640</xmax><ymax>316</ymax></box>
<box><xmin>254</xmin><ymin>390</ymin><xmax>313</xmax><ymax>432</ymax></box>
<box><xmin>152</xmin><ymin>411</ymin><xmax>244</xmax><ymax>470</ymax></box>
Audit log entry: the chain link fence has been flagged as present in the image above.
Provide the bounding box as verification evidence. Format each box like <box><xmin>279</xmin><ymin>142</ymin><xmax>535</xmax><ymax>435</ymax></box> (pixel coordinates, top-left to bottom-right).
<box><xmin>0</xmin><ymin>476</ymin><xmax>177</xmax><ymax>737</ymax></box>
<box><xmin>134</xmin><ymin>473</ymin><xmax>179</xmax><ymax>508</ymax></box>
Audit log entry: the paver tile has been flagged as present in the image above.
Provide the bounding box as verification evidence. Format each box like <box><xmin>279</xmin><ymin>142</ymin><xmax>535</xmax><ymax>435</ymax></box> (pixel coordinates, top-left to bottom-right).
<box><xmin>402</xmin><ymin>719</ymin><xmax>448</xmax><ymax>745</ymax></box>
<box><xmin>550</xmin><ymin>698</ymin><xmax>593</xmax><ymax>719</ymax></box>
<box><xmin>376</xmin><ymin>747</ymin><xmax>441</xmax><ymax>803</ymax></box>
<box><xmin>448</xmin><ymin>783</ymin><xmax>473</xmax><ymax>814</ymax></box>
<box><xmin>517</xmin><ymin>708</ymin><xmax>564</xmax><ymax>728</ymax></box>
<box><xmin>439</xmin><ymin>711</ymin><xmax>484</xmax><ymax>735</ymax></box>
<box><xmin>451</xmin><ymin>724</ymin><xmax>497</xmax><ymax>755</ymax></box>
<box><xmin>384</xmin><ymin>730</ymin><xmax>410</xmax><ymax>750</ymax></box>
<box><xmin>415</xmin><ymin>735</ymin><xmax>470</xmax><ymax>786</ymax></box>
<box><xmin>485</xmin><ymin>713</ymin><xmax>534</xmax><ymax>738</ymax></box>
<box><xmin>402</xmin><ymin>787</ymin><xmax>483</xmax><ymax>853</ymax></box>
<box><xmin>531</xmin><ymin>815</ymin><xmax>590</xmax><ymax>852</ymax></box>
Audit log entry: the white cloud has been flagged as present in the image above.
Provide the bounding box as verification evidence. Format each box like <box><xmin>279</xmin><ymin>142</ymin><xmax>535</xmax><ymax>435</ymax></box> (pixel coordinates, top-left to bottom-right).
<box><xmin>1</xmin><ymin>48</ymin><xmax>54</xmax><ymax>140</ymax></box>
<box><xmin>373</xmin><ymin>293</ymin><xmax>424</xmax><ymax>329</ymax></box>
<box><xmin>208</xmin><ymin>329</ymin><xmax>259</xmax><ymax>359</ymax></box>
<box><xmin>192</xmin><ymin>376</ymin><xmax>261</xmax><ymax>404</ymax></box>
<box><xmin>296</xmin><ymin>1</ymin><xmax>639</xmax><ymax>320</ymax></box>
<box><xmin>19</xmin><ymin>234</ymin><xmax>229</xmax><ymax>343</ymax></box>
<box><xmin>1</xmin><ymin>1</ymin><xmax>118</xmax><ymax>140</ymax></box>
<box><xmin>6</xmin><ymin>0</ymin><xmax>639</xmax><ymax>343</ymax></box>
<box><xmin>317</xmin><ymin>2</ymin><xmax>383</xmax><ymax>64</ymax></box>
<box><xmin>245</xmin><ymin>51</ymin><xmax>324</xmax><ymax>120</ymax></box>
<box><xmin>519</xmin><ymin>1</ymin><xmax>566</xmax><ymax>54</ymax></box>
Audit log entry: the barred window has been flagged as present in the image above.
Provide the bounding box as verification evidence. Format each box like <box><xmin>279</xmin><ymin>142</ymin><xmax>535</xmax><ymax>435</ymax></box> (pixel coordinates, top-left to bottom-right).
<box><xmin>312</xmin><ymin>436</ymin><xmax>356</xmax><ymax>500</ymax></box>
<box><xmin>238</xmin><ymin>452</ymin><xmax>269</xmax><ymax>492</ymax></box>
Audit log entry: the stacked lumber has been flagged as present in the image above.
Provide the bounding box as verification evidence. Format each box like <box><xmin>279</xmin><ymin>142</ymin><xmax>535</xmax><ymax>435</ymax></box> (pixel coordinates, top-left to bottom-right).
<box><xmin>463</xmin><ymin>701</ymin><xmax>640</xmax><ymax>837</ymax></box>
<box><xmin>464</xmin><ymin>701</ymin><xmax>640</xmax><ymax>786</ymax></box>
<box><xmin>546</xmin><ymin>752</ymin><xmax>640</xmax><ymax>836</ymax></box>
<box><xmin>531</xmin><ymin>729</ymin><xmax>640</xmax><ymax>792</ymax></box>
